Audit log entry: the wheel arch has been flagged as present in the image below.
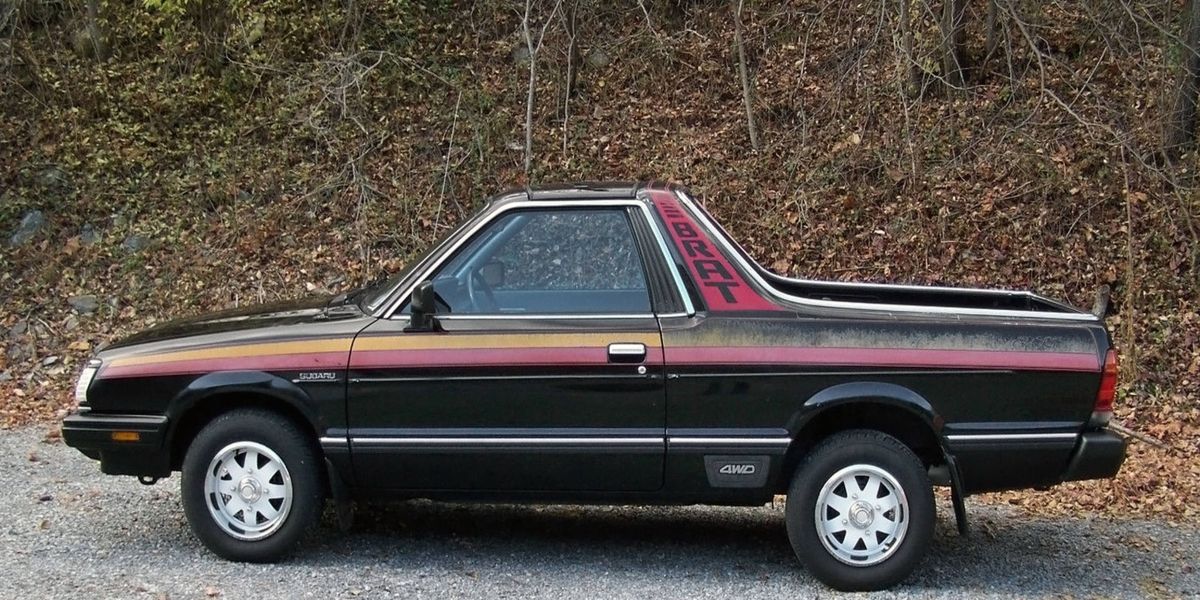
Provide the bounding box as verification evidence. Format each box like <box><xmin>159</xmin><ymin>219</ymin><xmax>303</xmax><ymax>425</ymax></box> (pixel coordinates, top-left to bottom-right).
<box><xmin>166</xmin><ymin>371</ymin><xmax>321</xmax><ymax>471</ymax></box>
<box><xmin>779</xmin><ymin>382</ymin><xmax>948</xmax><ymax>491</ymax></box>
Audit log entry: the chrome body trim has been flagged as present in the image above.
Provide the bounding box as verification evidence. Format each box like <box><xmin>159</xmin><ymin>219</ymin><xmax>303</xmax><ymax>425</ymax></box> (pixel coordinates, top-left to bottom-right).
<box><xmin>944</xmin><ymin>433</ymin><xmax>1078</xmax><ymax>442</ymax></box>
<box><xmin>333</xmin><ymin>435</ymin><xmax>796</xmax><ymax>448</ymax></box>
<box><xmin>638</xmin><ymin>191</ymin><xmax>697</xmax><ymax>316</ymax></box>
<box><xmin>383</xmin><ymin>199</ymin><xmax>693</xmax><ymax>320</ymax></box>
<box><xmin>436</xmin><ymin>313</ymin><xmax>657</xmax><ymax>321</ymax></box>
<box><xmin>350</xmin><ymin>373</ymin><xmax>652</xmax><ymax>383</ymax></box>
<box><xmin>673</xmin><ymin>190</ymin><xmax>1099</xmax><ymax>322</ymax></box>
<box><xmin>608</xmin><ymin>342</ymin><xmax>648</xmax><ymax>356</ymax></box>
<box><xmin>667</xmin><ymin>437</ymin><xmax>793</xmax><ymax>446</ymax></box>
<box><xmin>350</xmin><ymin>437</ymin><xmax>662</xmax><ymax>446</ymax></box>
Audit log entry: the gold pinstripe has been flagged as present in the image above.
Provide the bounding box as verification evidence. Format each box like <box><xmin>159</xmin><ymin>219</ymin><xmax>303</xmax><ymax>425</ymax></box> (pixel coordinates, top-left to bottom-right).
<box><xmin>354</xmin><ymin>332</ymin><xmax>661</xmax><ymax>351</ymax></box>
<box><xmin>109</xmin><ymin>332</ymin><xmax>661</xmax><ymax>367</ymax></box>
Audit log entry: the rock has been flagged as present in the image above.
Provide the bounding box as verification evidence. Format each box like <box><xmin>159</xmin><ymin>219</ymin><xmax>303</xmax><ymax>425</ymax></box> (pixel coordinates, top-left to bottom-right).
<box><xmin>10</xmin><ymin>210</ymin><xmax>45</xmax><ymax>246</ymax></box>
<box><xmin>122</xmin><ymin>234</ymin><xmax>149</xmax><ymax>252</ymax></box>
<box><xmin>41</xmin><ymin>355</ymin><xmax>59</xmax><ymax>366</ymax></box>
<box><xmin>80</xmin><ymin>224</ymin><xmax>101</xmax><ymax>246</ymax></box>
<box><xmin>585</xmin><ymin>49</ymin><xmax>611</xmax><ymax>68</ymax></box>
<box><xmin>21</xmin><ymin>0</ymin><xmax>61</xmax><ymax>25</ymax></box>
<box><xmin>36</xmin><ymin>165</ymin><xmax>71</xmax><ymax>191</ymax></box>
<box><xmin>0</xmin><ymin>371</ymin><xmax>11</xmax><ymax>382</ymax></box>
<box><xmin>62</xmin><ymin>315</ymin><xmax>79</xmax><ymax>332</ymax></box>
<box><xmin>68</xmin><ymin>295</ymin><xmax>100</xmax><ymax>314</ymax></box>
<box><xmin>242</xmin><ymin>13</ymin><xmax>265</xmax><ymax>46</ymax></box>
<box><xmin>71</xmin><ymin>26</ymin><xmax>110</xmax><ymax>60</ymax></box>
<box><xmin>511</xmin><ymin>44</ymin><xmax>531</xmax><ymax>64</ymax></box>
<box><xmin>10</xmin><ymin>319</ymin><xmax>28</xmax><ymax>337</ymax></box>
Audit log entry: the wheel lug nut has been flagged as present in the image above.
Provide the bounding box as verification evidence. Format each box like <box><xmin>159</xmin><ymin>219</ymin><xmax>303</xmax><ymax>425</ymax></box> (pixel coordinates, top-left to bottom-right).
<box><xmin>852</xmin><ymin>494</ymin><xmax>858</xmax><ymax>500</ymax></box>
<box><xmin>842</xmin><ymin>519</ymin><xmax>848</xmax><ymax>525</ymax></box>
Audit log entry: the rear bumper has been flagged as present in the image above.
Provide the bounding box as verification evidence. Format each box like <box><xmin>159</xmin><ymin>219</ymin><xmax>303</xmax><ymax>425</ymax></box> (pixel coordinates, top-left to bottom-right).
<box><xmin>62</xmin><ymin>411</ymin><xmax>172</xmax><ymax>477</ymax></box>
<box><xmin>948</xmin><ymin>428</ymin><xmax>1128</xmax><ymax>493</ymax></box>
<box><xmin>1062</xmin><ymin>429</ymin><xmax>1127</xmax><ymax>482</ymax></box>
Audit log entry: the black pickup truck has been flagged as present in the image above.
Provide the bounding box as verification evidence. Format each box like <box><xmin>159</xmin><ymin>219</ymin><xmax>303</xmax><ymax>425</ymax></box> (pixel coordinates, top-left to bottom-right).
<box><xmin>63</xmin><ymin>182</ymin><xmax>1125</xmax><ymax>591</ymax></box>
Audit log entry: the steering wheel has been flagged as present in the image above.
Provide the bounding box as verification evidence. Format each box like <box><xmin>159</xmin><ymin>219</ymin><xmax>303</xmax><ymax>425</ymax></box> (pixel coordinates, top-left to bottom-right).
<box><xmin>466</xmin><ymin>268</ymin><xmax>499</xmax><ymax>312</ymax></box>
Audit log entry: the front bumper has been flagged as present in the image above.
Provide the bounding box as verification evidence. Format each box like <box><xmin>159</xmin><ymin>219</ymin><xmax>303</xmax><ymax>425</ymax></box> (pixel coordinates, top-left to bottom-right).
<box><xmin>62</xmin><ymin>411</ymin><xmax>172</xmax><ymax>477</ymax></box>
<box><xmin>1062</xmin><ymin>429</ymin><xmax>1128</xmax><ymax>482</ymax></box>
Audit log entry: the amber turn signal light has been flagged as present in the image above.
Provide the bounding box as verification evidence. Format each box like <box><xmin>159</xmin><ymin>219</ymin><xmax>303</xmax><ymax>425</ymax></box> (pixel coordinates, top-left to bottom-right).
<box><xmin>111</xmin><ymin>431</ymin><xmax>141</xmax><ymax>443</ymax></box>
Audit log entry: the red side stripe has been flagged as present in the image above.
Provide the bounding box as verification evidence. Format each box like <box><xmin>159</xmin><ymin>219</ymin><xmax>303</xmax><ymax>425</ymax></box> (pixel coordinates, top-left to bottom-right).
<box><xmin>350</xmin><ymin>347</ymin><xmax>667</xmax><ymax>369</ymax></box>
<box><xmin>666</xmin><ymin>346</ymin><xmax>1100</xmax><ymax>372</ymax></box>
<box><xmin>97</xmin><ymin>346</ymin><xmax>1095</xmax><ymax>378</ymax></box>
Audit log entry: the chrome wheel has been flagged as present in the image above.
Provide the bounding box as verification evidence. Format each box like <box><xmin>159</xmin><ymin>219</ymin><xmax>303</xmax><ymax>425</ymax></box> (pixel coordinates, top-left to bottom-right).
<box><xmin>814</xmin><ymin>464</ymin><xmax>909</xmax><ymax>567</ymax></box>
<box><xmin>203</xmin><ymin>441</ymin><xmax>293</xmax><ymax>541</ymax></box>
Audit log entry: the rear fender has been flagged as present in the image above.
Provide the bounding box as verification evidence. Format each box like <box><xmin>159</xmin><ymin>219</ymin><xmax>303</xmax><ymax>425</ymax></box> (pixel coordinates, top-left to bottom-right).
<box><xmin>793</xmin><ymin>381</ymin><xmax>940</xmax><ymax>434</ymax></box>
<box><xmin>789</xmin><ymin>381</ymin><xmax>954</xmax><ymax>471</ymax></box>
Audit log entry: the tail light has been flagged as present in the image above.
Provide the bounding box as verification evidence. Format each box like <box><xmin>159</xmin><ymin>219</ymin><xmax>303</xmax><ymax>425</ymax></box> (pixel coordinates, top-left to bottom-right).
<box><xmin>1090</xmin><ymin>349</ymin><xmax>1118</xmax><ymax>426</ymax></box>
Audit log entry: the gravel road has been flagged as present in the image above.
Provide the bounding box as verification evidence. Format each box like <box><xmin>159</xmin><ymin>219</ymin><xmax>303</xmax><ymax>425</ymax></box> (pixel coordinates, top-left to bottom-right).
<box><xmin>2</xmin><ymin>426</ymin><xmax>1196</xmax><ymax>600</ymax></box>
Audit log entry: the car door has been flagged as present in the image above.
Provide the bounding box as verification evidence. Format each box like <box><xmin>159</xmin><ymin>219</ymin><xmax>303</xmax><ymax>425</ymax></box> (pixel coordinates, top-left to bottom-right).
<box><xmin>347</xmin><ymin>206</ymin><xmax>667</xmax><ymax>492</ymax></box>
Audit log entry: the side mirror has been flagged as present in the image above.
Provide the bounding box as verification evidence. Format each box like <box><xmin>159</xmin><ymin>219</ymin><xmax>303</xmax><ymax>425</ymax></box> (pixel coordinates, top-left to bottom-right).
<box><xmin>479</xmin><ymin>260</ymin><xmax>506</xmax><ymax>288</ymax></box>
<box><xmin>407</xmin><ymin>281</ymin><xmax>441</xmax><ymax>331</ymax></box>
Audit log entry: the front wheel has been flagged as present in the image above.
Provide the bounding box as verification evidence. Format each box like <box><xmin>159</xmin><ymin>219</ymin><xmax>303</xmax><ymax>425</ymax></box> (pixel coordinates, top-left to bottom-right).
<box><xmin>785</xmin><ymin>430</ymin><xmax>935</xmax><ymax>591</ymax></box>
<box><xmin>180</xmin><ymin>409</ymin><xmax>324</xmax><ymax>562</ymax></box>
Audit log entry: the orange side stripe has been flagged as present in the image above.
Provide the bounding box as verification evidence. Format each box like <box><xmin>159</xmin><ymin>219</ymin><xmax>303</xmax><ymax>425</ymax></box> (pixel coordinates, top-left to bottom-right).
<box><xmin>353</xmin><ymin>332</ymin><xmax>662</xmax><ymax>351</ymax></box>
<box><xmin>109</xmin><ymin>338</ymin><xmax>354</xmax><ymax>367</ymax></box>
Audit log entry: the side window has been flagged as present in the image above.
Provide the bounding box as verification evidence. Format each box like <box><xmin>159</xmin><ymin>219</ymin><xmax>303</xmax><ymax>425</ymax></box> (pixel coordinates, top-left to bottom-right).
<box><xmin>424</xmin><ymin>208</ymin><xmax>651</xmax><ymax>314</ymax></box>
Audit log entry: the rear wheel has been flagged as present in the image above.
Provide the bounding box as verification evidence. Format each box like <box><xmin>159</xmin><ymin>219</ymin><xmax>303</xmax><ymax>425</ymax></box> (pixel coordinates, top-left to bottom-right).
<box><xmin>785</xmin><ymin>430</ymin><xmax>934</xmax><ymax>591</ymax></box>
<box><xmin>181</xmin><ymin>409</ymin><xmax>324</xmax><ymax>562</ymax></box>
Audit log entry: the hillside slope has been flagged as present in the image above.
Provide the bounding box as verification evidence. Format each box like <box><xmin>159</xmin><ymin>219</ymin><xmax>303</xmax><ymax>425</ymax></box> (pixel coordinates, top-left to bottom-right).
<box><xmin>1</xmin><ymin>1</ymin><xmax>1197</xmax><ymax>520</ymax></box>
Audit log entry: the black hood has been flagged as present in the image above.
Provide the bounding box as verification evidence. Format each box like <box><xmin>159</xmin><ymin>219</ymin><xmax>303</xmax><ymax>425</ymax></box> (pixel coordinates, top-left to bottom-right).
<box><xmin>104</xmin><ymin>295</ymin><xmax>362</xmax><ymax>351</ymax></box>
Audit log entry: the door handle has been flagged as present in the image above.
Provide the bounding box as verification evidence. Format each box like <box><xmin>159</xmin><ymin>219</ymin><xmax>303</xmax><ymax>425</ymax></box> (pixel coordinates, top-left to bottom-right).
<box><xmin>607</xmin><ymin>342</ymin><xmax>647</xmax><ymax>363</ymax></box>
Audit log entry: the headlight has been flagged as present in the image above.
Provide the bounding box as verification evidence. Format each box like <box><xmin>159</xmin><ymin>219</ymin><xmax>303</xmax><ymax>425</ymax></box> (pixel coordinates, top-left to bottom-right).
<box><xmin>74</xmin><ymin>359</ymin><xmax>102</xmax><ymax>406</ymax></box>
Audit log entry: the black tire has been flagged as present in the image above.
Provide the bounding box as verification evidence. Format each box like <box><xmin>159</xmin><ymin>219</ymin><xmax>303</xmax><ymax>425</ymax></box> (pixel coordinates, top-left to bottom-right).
<box><xmin>785</xmin><ymin>429</ymin><xmax>934</xmax><ymax>591</ymax></box>
<box><xmin>180</xmin><ymin>408</ymin><xmax>324</xmax><ymax>562</ymax></box>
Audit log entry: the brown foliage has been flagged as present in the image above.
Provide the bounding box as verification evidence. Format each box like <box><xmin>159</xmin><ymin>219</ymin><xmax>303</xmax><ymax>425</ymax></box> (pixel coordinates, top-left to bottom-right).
<box><xmin>0</xmin><ymin>1</ymin><xmax>1197</xmax><ymax>521</ymax></box>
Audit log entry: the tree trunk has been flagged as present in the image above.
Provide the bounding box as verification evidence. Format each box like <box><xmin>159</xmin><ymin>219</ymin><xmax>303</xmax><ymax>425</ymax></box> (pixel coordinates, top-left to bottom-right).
<box><xmin>340</xmin><ymin>0</ymin><xmax>362</xmax><ymax>50</ymax></box>
<box><xmin>562</xmin><ymin>0</ymin><xmax>579</xmax><ymax>162</ymax></box>
<box><xmin>733</xmin><ymin>0</ymin><xmax>760</xmax><ymax>151</ymax></box>
<box><xmin>940</xmin><ymin>0</ymin><xmax>968</xmax><ymax>91</ymax></box>
<box><xmin>984</xmin><ymin>0</ymin><xmax>1000</xmax><ymax>61</ymax></box>
<box><xmin>84</xmin><ymin>0</ymin><xmax>107</xmax><ymax>60</ymax></box>
<box><xmin>899</xmin><ymin>0</ymin><xmax>919</xmax><ymax>97</ymax></box>
<box><xmin>1167</xmin><ymin>0</ymin><xmax>1200</xmax><ymax>156</ymax></box>
<box><xmin>518</xmin><ymin>0</ymin><xmax>560</xmax><ymax>178</ymax></box>
<box><xmin>191</xmin><ymin>0</ymin><xmax>229</xmax><ymax>71</ymax></box>
<box><xmin>522</xmin><ymin>0</ymin><xmax>537</xmax><ymax>177</ymax></box>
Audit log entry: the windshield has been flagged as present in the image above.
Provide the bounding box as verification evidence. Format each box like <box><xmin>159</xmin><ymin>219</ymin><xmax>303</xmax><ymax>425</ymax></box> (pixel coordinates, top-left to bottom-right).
<box><xmin>359</xmin><ymin>225</ymin><xmax>461</xmax><ymax>312</ymax></box>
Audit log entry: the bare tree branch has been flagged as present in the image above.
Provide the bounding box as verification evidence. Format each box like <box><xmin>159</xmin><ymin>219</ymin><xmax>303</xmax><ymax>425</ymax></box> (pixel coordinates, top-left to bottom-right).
<box><xmin>733</xmin><ymin>0</ymin><xmax>760</xmax><ymax>151</ymax></box>
<box><xmin>521</xmin><ymin>0</ymin><xmax>562</xmax><ymax>178</ymax></box>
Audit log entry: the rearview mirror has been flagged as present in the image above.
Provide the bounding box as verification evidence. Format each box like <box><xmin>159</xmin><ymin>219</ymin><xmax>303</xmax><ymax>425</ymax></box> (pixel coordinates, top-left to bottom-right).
<box><xmin>407</xmin><ymin>281</ymin><xmax>441</xmax><ymax>331</ymax></box>
<box><xmin>479</xmin><ymin>260</ymin><xmax>506</xmax><ymax>288</ymax></box>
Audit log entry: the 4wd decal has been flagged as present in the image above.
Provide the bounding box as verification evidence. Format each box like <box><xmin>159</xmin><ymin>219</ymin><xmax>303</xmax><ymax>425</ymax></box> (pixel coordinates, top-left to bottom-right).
<box><xmin>718</xmin><ymin>463</ymin><xmax>757</xmax><ymax>475</ymax></box>
<box><xmin>648</xmin><ymin>191</ymin><xmax>778</xmax><ymax>312</ymax></box>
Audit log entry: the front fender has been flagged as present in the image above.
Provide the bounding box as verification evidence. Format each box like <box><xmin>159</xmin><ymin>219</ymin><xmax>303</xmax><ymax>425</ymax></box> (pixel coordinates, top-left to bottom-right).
<box><xmin>165</xmin><ymin>370</ymin><xmax>319</xmax><ymax>438</ymax></box>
